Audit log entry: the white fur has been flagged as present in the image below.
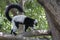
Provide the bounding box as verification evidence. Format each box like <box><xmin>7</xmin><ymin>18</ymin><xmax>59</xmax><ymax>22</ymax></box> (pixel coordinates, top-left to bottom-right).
<box><xmin>11</xmin><ymin>15</ymin><xmax>27</xmax><ymax>32</ymax></box>
<box><xmin>12</xmin><ymin>15</ymin><xmax>27</xmax><ymax>23</ymax></box>
<box><xmin>11</xmin><ymin>15</ymin><xmax>38</xmax><ymax>33</ymax></box>
<box><xmin>11</xmin><ymin>20</ymin><xmax>17</xmax><ymax>32</ymax></box>
<box><xmin>34</xmin><ymin>19</ymin><xmax>38</xmax><ymax>24</ymax></box>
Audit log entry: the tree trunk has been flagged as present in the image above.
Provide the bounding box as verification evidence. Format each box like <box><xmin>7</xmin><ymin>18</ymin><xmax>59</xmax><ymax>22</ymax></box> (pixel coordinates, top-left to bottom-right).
<box><xmin>38</xmin><ymin>0</ymin><xmax>60</xmax><ymax>40</ymax></box>
<box><xmin>18</xmin><ymin>0</ymin><xmax>26</xmax><ymax>34</ymax></box>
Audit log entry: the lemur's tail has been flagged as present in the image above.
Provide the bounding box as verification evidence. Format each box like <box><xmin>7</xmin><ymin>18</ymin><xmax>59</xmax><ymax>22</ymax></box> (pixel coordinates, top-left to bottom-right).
<box><xmin>5</xmin><ymin>4</ymin><xmax>24</xmax><ymax>22</ymax></box>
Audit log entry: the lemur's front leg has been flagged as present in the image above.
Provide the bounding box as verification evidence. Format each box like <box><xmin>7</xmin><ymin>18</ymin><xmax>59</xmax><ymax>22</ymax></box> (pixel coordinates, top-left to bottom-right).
<box><xmin>25</xmin><ymin>25</ymin><xmax>29</xmax><ymax>32</ymax></box>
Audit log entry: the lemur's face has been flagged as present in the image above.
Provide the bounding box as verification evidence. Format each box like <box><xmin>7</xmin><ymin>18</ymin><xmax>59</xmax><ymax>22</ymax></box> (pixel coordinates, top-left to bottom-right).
<box><xmin>34</xmin><ymin>19</ymin><xmax>38</xmax><ymax>26</ymax></box>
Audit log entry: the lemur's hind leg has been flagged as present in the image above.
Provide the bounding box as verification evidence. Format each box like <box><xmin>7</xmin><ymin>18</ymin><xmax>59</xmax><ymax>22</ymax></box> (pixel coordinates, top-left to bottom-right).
<box><xmin>10</xmin><ymin>25</ymin><xmax>17</xmax><ymax>35</ymax></box>
<box><xmin>10</xmin><ymin>21</ymin><xmax>19</xmax><ymax>35</ymax></box>
<box><xmin>11</xmin><ymin>29</ymin><xmax>17</xmax><ymax>35</ymax></box>
<box><xmin>11</xmin><ymin>29</ymin><xmax>13</xmax><ymax>34</ymax></box>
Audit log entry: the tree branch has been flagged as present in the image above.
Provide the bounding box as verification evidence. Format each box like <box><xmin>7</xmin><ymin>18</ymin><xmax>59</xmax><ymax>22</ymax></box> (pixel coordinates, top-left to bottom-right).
<box><xmin>22</xmin><ymin>30</ymin><xmax>51</xmax><ymax>37</ymax></box>
<box><xmin>0</xmin><ymin>30</ymin><xmax>50</xmax><ymax>38</ymax></box>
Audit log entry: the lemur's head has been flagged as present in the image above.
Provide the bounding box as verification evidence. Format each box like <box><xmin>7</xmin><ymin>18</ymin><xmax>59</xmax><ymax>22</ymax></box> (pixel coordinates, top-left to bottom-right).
<box><xmin>34</xmin><ymin>19</ymin><xmax>38</xmax><ymax>26</ymax></box>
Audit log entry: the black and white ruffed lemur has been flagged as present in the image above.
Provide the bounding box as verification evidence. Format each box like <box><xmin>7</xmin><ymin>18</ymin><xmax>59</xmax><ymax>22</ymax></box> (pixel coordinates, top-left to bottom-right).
<box><xmin>5</xmin><ymin>4</ymin><xmax>38</xmax><ymax>35</ymax></box>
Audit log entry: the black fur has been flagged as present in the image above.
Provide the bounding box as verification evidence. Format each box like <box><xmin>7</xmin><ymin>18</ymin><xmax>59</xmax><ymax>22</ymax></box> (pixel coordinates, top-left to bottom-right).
<box><xmin>5</xmin><ymin>4</ymin><xmax>37</xmax><ymax>35</ymax></box>
<box><xmin>14</xmin><ymin>17</ymin><xmax>35</xmax><ymax>32</ymax></box>
<box><xmin>11</xmin><ymin>29</ymin><xmax>17</xmax><ymax>35</ymax></box>
<box><xmin>24</xmin><ymin>17</ymin><xmax>35</xmax><ymax>32</ymax></box>
<box><xmin>14</xmin><ymin>21</ymin><xmax>20</xmax><ymax>28</ymax></box>
<box><xmin>14</xmin><ymin>21</ymin><xmax>24</xmax><ymax>28</ymax></box>
<box><xmin>5</xmin><ymin>4</ymin><xmax>24</xmax><ymax>21</ymax></box>
<box><xmin>24</xmin><ymin>17</ymin><xmax>35</xmax><ymax>27</ymax></box>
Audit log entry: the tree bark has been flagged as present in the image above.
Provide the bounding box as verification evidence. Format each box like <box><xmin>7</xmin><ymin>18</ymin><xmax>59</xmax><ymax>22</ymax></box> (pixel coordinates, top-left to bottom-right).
<box><xmin>18</xmin><ymin>0</ymin><xmax>26</xmax><ymax>34</ymax></box>
<box><xmin>0</xmin><ymin>30</ymin><xmax>50</xmax><ymax>40</ymax></box>
<box><xmin>38</xmin><ymin>0</ymin><xmax>60</xmax><ymax>40</ymax></box>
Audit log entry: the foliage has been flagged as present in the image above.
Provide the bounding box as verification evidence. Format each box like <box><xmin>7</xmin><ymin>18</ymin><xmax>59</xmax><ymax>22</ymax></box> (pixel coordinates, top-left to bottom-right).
<box><xmin>0</xmin><ymin>0</ymin><xmax>48</xmax><ymax>33</ymax></box>
<box><xmin>24</xmin><ymin>0</ymin><xmax>48</xmax><ymax>30</ymax></box>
